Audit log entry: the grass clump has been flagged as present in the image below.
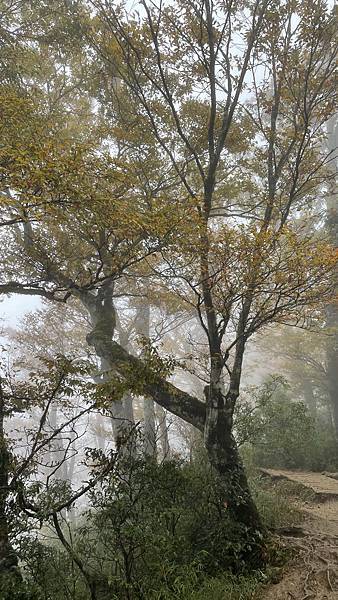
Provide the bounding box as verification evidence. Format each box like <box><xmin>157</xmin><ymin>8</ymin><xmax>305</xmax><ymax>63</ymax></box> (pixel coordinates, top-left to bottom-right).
<box><xmin>251</xmin><ymin>476</ymin><xmax>305</xmax><ymax>529</ymax></box>
<box><xmin>150</xmin><ymin>571</ymin><xmax>263</xmax><ymax>600</ymax></box>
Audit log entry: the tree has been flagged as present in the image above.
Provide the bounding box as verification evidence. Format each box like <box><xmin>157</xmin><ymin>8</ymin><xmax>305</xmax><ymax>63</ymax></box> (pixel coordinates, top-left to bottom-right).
<box><xmin>255</xmin><ymin>324</ymin><xmax>332</xmax><ymax>420</ymax></box>
<box><xmin>80</xmin><ymin>0</ymin><xmax>337</xmax><ymax>530</ymax></box>
<box><xmin>0</xmin><ymin>0</ymin><xmax>337</xmax><ymax>544</ymax></box>
<box><xmin>235</xmin><ymin>375</ymin><xmax>338</xmax><ymax>470</ymax></box>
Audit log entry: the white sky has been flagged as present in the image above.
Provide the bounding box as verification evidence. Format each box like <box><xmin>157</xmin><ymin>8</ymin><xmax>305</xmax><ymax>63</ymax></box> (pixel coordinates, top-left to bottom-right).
<box><xmin>0</xmin><ymin>295</ymin><xmax>41</xmax><ymax>328</ymax></box>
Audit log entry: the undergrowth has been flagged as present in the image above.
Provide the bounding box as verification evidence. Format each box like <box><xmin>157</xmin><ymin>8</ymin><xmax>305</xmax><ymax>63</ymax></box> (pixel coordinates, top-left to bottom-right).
<box><xmin>15</xmin><ymin>458</ymin><xmax>307</xmax><ymax>600</ymax></box>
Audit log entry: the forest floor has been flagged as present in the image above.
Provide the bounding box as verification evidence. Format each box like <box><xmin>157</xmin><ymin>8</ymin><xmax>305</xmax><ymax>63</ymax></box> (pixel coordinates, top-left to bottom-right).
<box><xmin>262</xmin><ymin>469</ymin><xmax>338</xmax><ymax>600</ymax></box>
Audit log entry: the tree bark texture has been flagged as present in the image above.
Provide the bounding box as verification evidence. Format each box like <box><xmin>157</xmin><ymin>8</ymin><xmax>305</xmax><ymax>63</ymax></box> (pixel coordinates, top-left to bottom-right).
<box><xmin>204</xmin><ymin>365</ymin><xmax>262</xmax><ymax>533</ymax></box>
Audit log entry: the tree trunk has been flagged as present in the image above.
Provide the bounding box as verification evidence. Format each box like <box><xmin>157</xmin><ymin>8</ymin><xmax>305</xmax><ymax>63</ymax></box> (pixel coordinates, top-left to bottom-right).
<box><xmin>0</xmin><ymin>380</ymin><xmax>20</xmax><ymax>583</ymax></box>
<box><xmin>48</xmin><ymin>403</ymin><xmax>77</xmax><ymax>523</ymax></box>
<box><xmin>327</xmin><ymin>342</ymin><xmax>338</xmax><ymax>442</ymax></box>
<box><xmin>0</xmin><ymin>448</ymin><xmax>19</xmax><ymax>577</ymax></box>
<box><xmin>303</xmin><ymin>380</ymin><xmax>317</xmax><ymax>420</ymax></box>
<box><xmin>134</xmin><ymin>302</ymin><xmax>158</xmax><ymax>458</ymax></box>
<box><xmin>101</xmin><ymin>356</ymin><xmax>135</xmax><ymax>454</ymax></box>
<box><xmin>117</xmin><ymin>330</ymin><xmax>136</xmax><ymax>455</ymax></box>
<box><xmin>93</xmin><ymin>413</ymin><xmax>106</xmax><ymax>452</ymax></box>
<box><xmin>143</xmin><ymin>397</ymin><xmax>157</xmax><ymax>458</ymax></box>
<box><xmin>123</xmin><ymin>394</ymin><xmax>135</xmax><ymax>430</ymax></box>
<box><xmin>81</xmin><ymin>288</ymin><xmax>136</xmax><ymax>453</ymax></box>
<box><xmin>48</xmin><ymin>403</ymin><xmax>68</xmax><ymax>481</ymax></box>
<box><xmin>156</xmin><ymin>406</ymin><xmax>170</xmax><ymax>460</ymax></box>
<box><xmin>204</xmin><ymin>385</ymin><xmax>262</xmax><ymax>533</ymax></box>
<box><xmin>326</xmin><ymin>114</ymin><xmax>338</xmax><ymax>445</ymax></box>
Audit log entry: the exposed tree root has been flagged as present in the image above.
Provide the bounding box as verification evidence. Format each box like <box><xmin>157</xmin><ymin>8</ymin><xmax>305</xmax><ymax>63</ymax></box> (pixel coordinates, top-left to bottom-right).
<box><xmin>265</xmin><ymin>524</ymin><xmax>338</xmax><ymax>599</ymax></box>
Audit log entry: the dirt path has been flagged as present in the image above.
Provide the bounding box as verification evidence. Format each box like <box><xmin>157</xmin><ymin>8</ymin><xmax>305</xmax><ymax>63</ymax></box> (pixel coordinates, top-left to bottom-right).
<box><xmin>262</xmin><ymin>471</ymin><xmax>338</xmax><ymax>600</ymax></box>
<box><xmin>260</xmin><ymin>468</ymin><xmax>338</xmax><ymax>500</ymax></box>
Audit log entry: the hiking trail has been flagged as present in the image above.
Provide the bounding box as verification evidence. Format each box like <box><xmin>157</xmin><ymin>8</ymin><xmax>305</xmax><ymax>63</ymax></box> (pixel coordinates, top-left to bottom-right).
<box><xmin>262</xmin><ymin>469</ymin><xmax>338</xmax><ymax>600</ymax></box>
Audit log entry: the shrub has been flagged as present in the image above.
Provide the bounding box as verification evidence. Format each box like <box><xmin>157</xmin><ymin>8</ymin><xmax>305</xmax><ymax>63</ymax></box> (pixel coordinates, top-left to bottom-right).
<box><xmin>0</xmin><ymin>572</ymin><xmax>42</xmax><ymax>600</ymax></box>
<box><xmin>20</xmin><ymin>456</ymin><xmax>267</xmax><ymax>600</ymax></box>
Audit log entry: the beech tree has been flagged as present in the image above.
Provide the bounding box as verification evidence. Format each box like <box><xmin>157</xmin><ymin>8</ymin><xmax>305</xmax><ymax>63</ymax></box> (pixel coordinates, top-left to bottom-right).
<box><xmin>0</xmin><ymin>0</ymin><xmax>337</xmax><ymax>539</ymax></box>
<box><xmin>79</xmin><ymin>0</ymin><xmax>337</xmax><ymax>529</ymax></box>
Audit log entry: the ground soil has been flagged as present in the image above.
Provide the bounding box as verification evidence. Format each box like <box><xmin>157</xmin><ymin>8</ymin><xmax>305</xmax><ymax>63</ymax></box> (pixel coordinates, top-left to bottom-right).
<box><xmin>261</xmin><ymin>470</ymin><xmax>338</xmax><ymax>600</ymax></box>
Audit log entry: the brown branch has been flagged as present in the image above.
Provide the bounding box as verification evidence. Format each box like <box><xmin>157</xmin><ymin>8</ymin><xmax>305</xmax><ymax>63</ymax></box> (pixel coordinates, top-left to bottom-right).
<box><xmin>84</xmin><ymin>327</ymin><xmax>206</xmax><ymax>431</ymax></box>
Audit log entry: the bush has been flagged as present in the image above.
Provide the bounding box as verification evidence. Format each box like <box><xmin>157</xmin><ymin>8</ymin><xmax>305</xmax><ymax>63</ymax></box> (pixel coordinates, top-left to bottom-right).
<box><xmin>85</xmin><ymin>457</ymin><xmax>262</xmax><ymax>596</ymax></box>
<box><xmin>0</xmin><ymin>572</ymin><xmax>42</xmax><ymax>600</ymax></box>
<box><xmin>20</xmin><ymin>456</ymin><xmax>267</xmax><ymax>600</ymax></box>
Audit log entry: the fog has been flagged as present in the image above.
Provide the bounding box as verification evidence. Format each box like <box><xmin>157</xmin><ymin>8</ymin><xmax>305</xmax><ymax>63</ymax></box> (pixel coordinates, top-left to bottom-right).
<box><xmin>0</xmin><ymin>1</ymin><xmax>337</xmax><ymax>599</ymax></box>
